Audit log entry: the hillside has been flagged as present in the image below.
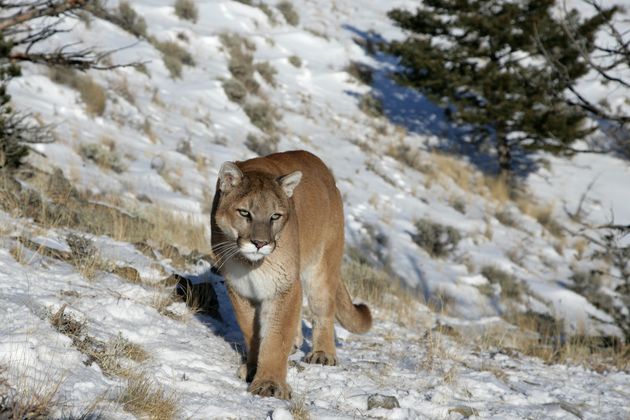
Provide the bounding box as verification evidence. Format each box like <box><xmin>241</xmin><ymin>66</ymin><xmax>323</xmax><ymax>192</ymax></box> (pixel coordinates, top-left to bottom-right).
<box><xmin>1</xmin><ymin>0</ymin><xmax>629</xmax><ymax>418</ymax></box>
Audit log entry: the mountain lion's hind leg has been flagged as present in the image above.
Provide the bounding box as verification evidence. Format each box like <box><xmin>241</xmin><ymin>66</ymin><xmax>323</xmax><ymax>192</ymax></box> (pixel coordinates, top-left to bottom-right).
<box><xmin>304</xmin><ymin>250</ymin><xmax>340</xmax><ymax>366</ymax></box>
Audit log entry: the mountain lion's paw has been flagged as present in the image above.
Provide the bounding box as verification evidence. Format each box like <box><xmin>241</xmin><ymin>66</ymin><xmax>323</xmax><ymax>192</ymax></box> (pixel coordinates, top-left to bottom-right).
<box><xmin>248</xmin><ymin>379</ymin><xmax>292</xmax><ymax>400</ymax></box>
<box><xmin>304</xmin><ymin>351</ymin><xmax>337</xmax><ymax>366</ymax></box>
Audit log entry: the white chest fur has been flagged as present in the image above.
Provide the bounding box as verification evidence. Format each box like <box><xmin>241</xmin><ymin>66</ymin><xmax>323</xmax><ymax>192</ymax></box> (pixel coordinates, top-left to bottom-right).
<box><xmin>223</xmin><ymin>259</ymin><xmax>290</xmax><ymax>302</ymax></box>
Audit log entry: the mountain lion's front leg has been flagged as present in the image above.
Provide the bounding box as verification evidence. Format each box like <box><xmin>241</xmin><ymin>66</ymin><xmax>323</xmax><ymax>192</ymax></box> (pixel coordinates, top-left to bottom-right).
<box><xmin>227</xmin><ymin>287</ymin><xmax>258</xmax><ymax>382</ymax></box>
<box><xmin>248</xmin><ymin>280</ymin><xmax>301</xmax><ymax>400</ymax></box>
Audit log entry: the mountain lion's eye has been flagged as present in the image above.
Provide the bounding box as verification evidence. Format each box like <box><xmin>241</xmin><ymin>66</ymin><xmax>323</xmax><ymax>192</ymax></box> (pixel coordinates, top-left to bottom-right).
<box><xmin>270</xmin><ymin>213</ymin><xmax>282</xmax><ymax>221</ymax></box>
<box><xmin>238</xmin><ymin>209</ymin><xmax>250</xmax><ymax>218</ymax></box>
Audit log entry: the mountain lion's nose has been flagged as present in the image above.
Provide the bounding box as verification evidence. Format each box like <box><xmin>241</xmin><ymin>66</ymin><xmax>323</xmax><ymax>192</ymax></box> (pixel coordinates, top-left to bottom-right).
<box><xmin>251</xmin><ymin>239</ymin><xmax>268</xmax><ymax>250</ymax></box>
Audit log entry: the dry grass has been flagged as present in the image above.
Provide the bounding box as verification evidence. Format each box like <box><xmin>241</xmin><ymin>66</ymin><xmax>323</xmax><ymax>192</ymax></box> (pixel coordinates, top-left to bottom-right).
<box><xmin>119</xmin><ymin>373</ymin><xmax>178</xmax><ymax>420</ymax></box>
<box><xmin>115</xmin><ymin>1</ymin><xmax>148</xmax><ymax>37</ymax></box>
<box><xmin>288</xmin><ymin>395</ymin><xmax>310</xmax><ymax>420</ymax></box>
<box><xmin>495</xmin><ymin>206</ymin><xmax>518</xmax><ymax>227</ymax></box>
<box><xmin>109</xmin><ymin>333</ymin><xmax>150</xmax><ymax>364</ymax></box>
<box><xmin>157</xmin><ymin>168</ymin><xmax>186</xmax><ymax>194</ymax></box>
<box><xmin>483</xmin><ymin>174</ymin><xmax>510</xmax><ymax>204</ymax></box>
<box><xmin>221</xmin><ymin>32</ymin><xmax>259</xmax><ymax>95</ymax></box>
<box><xmin>112</xmin><ymin>76</ymin><xmax>136</xmax><ymax>105</ymax></box>
<box><xmin>174</xmin><ymin>0</ymin><xmax>198</xmax><ymax>23</ymax></box>
<box><xmin>0</xmin><ymin>372</ymin><xmax>60</xmax><ymax>420</ymax></box>
<box><xmin>151</xmin><ymin>287</ymin><xmax>179</xmax><ymax>318</ymax></box>
<box><xmin>66</xmin><ymin>233</ymin><xmax>108</xmax><ymax>280</ymax></box>
<box><xmin>288</xmin><ymin>55</ymin><xmax>302</xmax><ymax>67</ymax></box>
<box><xmin>277</xmin><ymin>1</ymin><xmax>299</xmax><ymax>25</ymax></box>
<box><xmin>449</xmin><ymin>195</ymin><xmax>466</xmax><ymax>213</ymax></box>
<box><xmin>346</xmin><ymin>61</ymin><xmax>373</xmax><ymax>85</ymax></box>
<box><xmin>3</xmin><ymin>168</ymin><xmax>208</xmax><ymax>256</ymax></box>
<box><xmin>419</xmin><ymin>324</ymin><xmax>460</xmax><ymax>372</ymax></box>
<box><xmin>342</xmin><ymin>253</ymin><xmax>417</xmax><ymax>327</ymax></box>
<box><xmin>77</xmin><ymin>139</ymin><xmax>126</xmax><ymax>173</ymax></box>
<box><xmin>9</xmin><ymin>245</ymin><xmax>28</xmax><ymax>265</ymax></box>
<box><xmin>141</xmin><ymin>207</ymin><xmax>209</xmax><ymax>254</ymax></box>
<box><xmin>49</xmin><ymin>66</ymin><xmax>107</xmax><ymax>116</ymax></box>
<box><xmin>257</xmin><ymin>2</ymin><xmax>276</xmax><ymax>24</ymax></box>
<box><xmin>245</xmin><ymin>133</ymin><xmax>278</xmax><ymax>156</ymax></box>
<box><xmin>412</xmin><ymin>218</ymin><xmax>461</xmax><ymax>257</ymax></box>
<box><xmin>143</xmin><ymin>118</ymin><xmax>158</xmax><ymax>143</ymax></box>
<box><xmin>359</xmin><ymin>93</ymin><xmax>383</xmax><ymax>118</ymax></box>
<box><xmin>386</xmin><ymin>148</ymin><xmax>514</xmax><ymax>205</ymax></box>
<box><xmin>243</xmin><ymin>101</ymin><xmax>278</xmax><ymax>133</ymax></box>
<box><xmin>153</xmin><ymin>40</ymin><xmax>195</xmax><ymax>79</ymax></box>
<box><xmin>50</xmin><ymin>306</ymin><xmax>149</xmax><ymax>378</ymax></box>
<box><xmin>480</xmin><ymin>266</ymin><xmax>525</xmax><ymax>300</ymax></box>
<box><xmin>45</xmin><ymin>306</ymin><xmax>175</xmax><ymax>418</ymax></box>
<box><xmin>15</xmin><ymin>234</ymin><xmax>108</xmax><ymax>281</ymax></box>
<box><xmin>222</xmin><ymin>78</ymin><xmax>247</xmax><ymax>103</ymax></box>
<box><xmin>480</xmin><ymin>312</ymin><xmax>630</xmax><ymax>372</ymax></box>
<box><xmin>516</xmin><ymin>199</ymin><xmax>564</xmax><ymax>237</ymax></box>
<box><xmin>254</xmin><ymin>61</ymin><xmax>277</xmax><ymax>87</ymax></box>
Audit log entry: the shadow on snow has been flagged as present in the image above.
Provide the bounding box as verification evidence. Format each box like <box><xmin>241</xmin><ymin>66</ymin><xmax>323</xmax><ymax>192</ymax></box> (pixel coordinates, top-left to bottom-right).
<box><xmin>342</xmin><ymin>24</ymin><xmax>540</xmax><ymax>177</ymax></box>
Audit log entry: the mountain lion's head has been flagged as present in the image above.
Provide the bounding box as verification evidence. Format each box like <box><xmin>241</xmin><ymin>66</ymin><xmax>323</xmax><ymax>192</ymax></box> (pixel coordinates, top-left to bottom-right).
<box><xmin>213</xmin><ymin>162</ymin><xmax>302</xmax><ymax>262</ymax></box>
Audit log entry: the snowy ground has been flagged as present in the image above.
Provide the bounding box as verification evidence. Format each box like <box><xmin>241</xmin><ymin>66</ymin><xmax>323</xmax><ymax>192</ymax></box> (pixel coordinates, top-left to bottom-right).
<box><xmin>1</xmin><ymin>222</ymin><xmax>628</xmax><ymax>418</ymax></box>
<box><xmin>2</xmin><ymin>0</ymin><xmax>629</xmax><ymax>418</ymax></box>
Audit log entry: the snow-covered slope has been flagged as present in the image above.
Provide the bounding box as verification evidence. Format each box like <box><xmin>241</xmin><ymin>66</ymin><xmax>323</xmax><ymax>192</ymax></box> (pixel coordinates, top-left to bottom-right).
<box><xmin>1</xmin><ymin>219</ymin><xmax>628</xmax><ymax>418</ymax></box>
<box><xmin>2</xmin><ymin>0</ymin><xmax>629</xmax><ymax>418</ymax></box>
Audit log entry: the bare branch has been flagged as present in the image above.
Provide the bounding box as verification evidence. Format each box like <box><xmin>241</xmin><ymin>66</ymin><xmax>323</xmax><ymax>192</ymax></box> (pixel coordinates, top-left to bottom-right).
<box><xmin>0</xmin><ymin>0</ymin><xmax>89</xmax><ymax>32</ymax></box>
<box><xmin>596</xmin><ymin>223</ymin><xmax>630</xmax><ymax>232</ymax></box>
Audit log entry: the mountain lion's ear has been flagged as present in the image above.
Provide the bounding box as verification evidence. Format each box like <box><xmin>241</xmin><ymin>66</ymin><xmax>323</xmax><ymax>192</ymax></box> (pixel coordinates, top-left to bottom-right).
<box><xmin>219</xmin><ymin>162</ymin><xmax>243</xmax><ymax>192</ymax></box>
<box><xmin>278</xmin><ymin>171</ymin><xmax>302</xmax><ymax>198</ymax></box>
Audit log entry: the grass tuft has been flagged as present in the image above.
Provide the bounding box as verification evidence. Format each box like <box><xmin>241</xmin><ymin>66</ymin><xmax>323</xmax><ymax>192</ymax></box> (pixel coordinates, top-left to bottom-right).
<box><xmin>77</xmin><ymin>141</ymin><xmax>125</xmax><ymax>173</ymax></box>
<box><xmin>277</xmin><ymin>1</ymin><xmax>299</xmax><ymax>25</ymax></box>
<box><xmin>254</xmin><ymin>61</ymin><xmax>277</xmax><ymax>86</ymax></box>
<box><xmin>245</xmin><ymin>133</ymin><xmax>278</xmax><ymax>156</ymax></box>
<box><xmin>154</xmin><ymin>40</ymin><xmax>195</xmax><ymax>79</ymax></box>
<box><xmin>222</xmin><ymin>78</ymin><xmax>247</xmax><ymax>103</ymax></box>
<box><xmin>288</xmin><ymin>395</ymin><xmax>310</xmax><ymax>420</ymax></box>
<box><xmin>119</xmin><ymin>373</ymin><xmax>178</xmax><ymax>420</ymax></box>
<box><xmin>118</xmin><ymin>1</ymin><xmax>148</xmax><ymax>37</ymax></box>
<box><xmin>412</xmin><ymin>219</ymin><xmax>461</xmax><ymax>257</ymax></box>
<box><xmin>49</xmin><ymin>66</ymin><xmax>107</xmax><ymax>116</ymax></box>
<box><xmin>243</xmin><ymin>101</ymin><xmax>277</xmax><ymax>133</ymax></box>
<box><xmin>174</xmin><ymin>0</ymin><xmax>198</xmax><ymax>23</ymax></box>
<box><xmin>359</xmin><ymin>92</ymin><xmax>383</xmax><ymax>118</ymax></box>
<box><xmin>480</xmin><ymin>266</ymin><xmax>524</xmax><ymax>300</ymax></box>
<box><xmin>342</xmin><ymin>250</ymin><xmax>418</xmax><ymax>326</ymax></box>
<box><xmin>288</xmin><ymin>55</ymin><xmax>302</xmax><ymax>68</ymax></box>
<box><xmin>221</xmin><ymin>33</ymin><xmax>260</xmax><ymax>94</ymax></box>
<box><xmin>66</xmin><ymin>233</ymin><xmax>106</xmax><ymax>280</ymax></box>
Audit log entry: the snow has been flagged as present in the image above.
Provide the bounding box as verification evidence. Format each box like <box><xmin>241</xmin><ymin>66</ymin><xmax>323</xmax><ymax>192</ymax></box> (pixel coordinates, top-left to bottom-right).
<box><xmin>1</xmin><ymin>0</ymin><xmax>629</xmax><ymax>417</ymax></box>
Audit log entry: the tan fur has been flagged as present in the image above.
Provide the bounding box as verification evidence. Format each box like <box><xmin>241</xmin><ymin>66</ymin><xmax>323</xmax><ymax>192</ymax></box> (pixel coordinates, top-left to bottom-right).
<box><xmin>211</xmin><ymin>150</ymin><xmax>372</xmax><ymax>399</ymax></box>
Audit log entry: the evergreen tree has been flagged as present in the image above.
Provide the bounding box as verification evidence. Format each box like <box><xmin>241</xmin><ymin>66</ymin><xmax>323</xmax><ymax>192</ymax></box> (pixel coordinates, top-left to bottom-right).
<box><xmin>0</xmin><ymin>0</ymin><xmax>134</xmax><ymax>170</ymax></box>
<box><xmin>0</xmin><ymin>32</ymin><xmax>28</xmax><ymax>169</ymax></box>
<box><xmin>387</xmin><ymin>0</ymin><xmax>617</xmax><ymax>176</ymax></box>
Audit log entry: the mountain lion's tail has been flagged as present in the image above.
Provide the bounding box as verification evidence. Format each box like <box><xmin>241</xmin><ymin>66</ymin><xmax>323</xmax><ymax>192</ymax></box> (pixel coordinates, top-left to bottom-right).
<box><xmin>335</xmin><ymin>282</ymin><xmax>372</xmax><ymax>334</ymax></box>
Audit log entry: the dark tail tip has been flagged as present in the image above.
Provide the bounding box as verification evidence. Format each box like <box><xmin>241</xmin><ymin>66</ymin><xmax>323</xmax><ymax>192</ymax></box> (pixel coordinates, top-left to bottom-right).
<box><xmin>352</xmin><ymin>303</ymin><xmax>372</xmax><ymax>334</ymax></box>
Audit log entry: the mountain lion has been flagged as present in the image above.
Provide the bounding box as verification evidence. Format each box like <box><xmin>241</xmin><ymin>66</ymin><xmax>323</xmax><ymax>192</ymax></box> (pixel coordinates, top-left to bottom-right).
<box><xmin>211</xmin><ymin>150</ymin><xmax>372</xmax><ymax>400</ymax></box>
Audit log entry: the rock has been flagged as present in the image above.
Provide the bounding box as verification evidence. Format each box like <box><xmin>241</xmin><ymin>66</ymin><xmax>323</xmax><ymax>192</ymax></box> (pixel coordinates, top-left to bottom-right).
<box><xmin>367</xmin><ymin>394</ymin><xmax>400</xmax><ymax>410</ymax></box>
